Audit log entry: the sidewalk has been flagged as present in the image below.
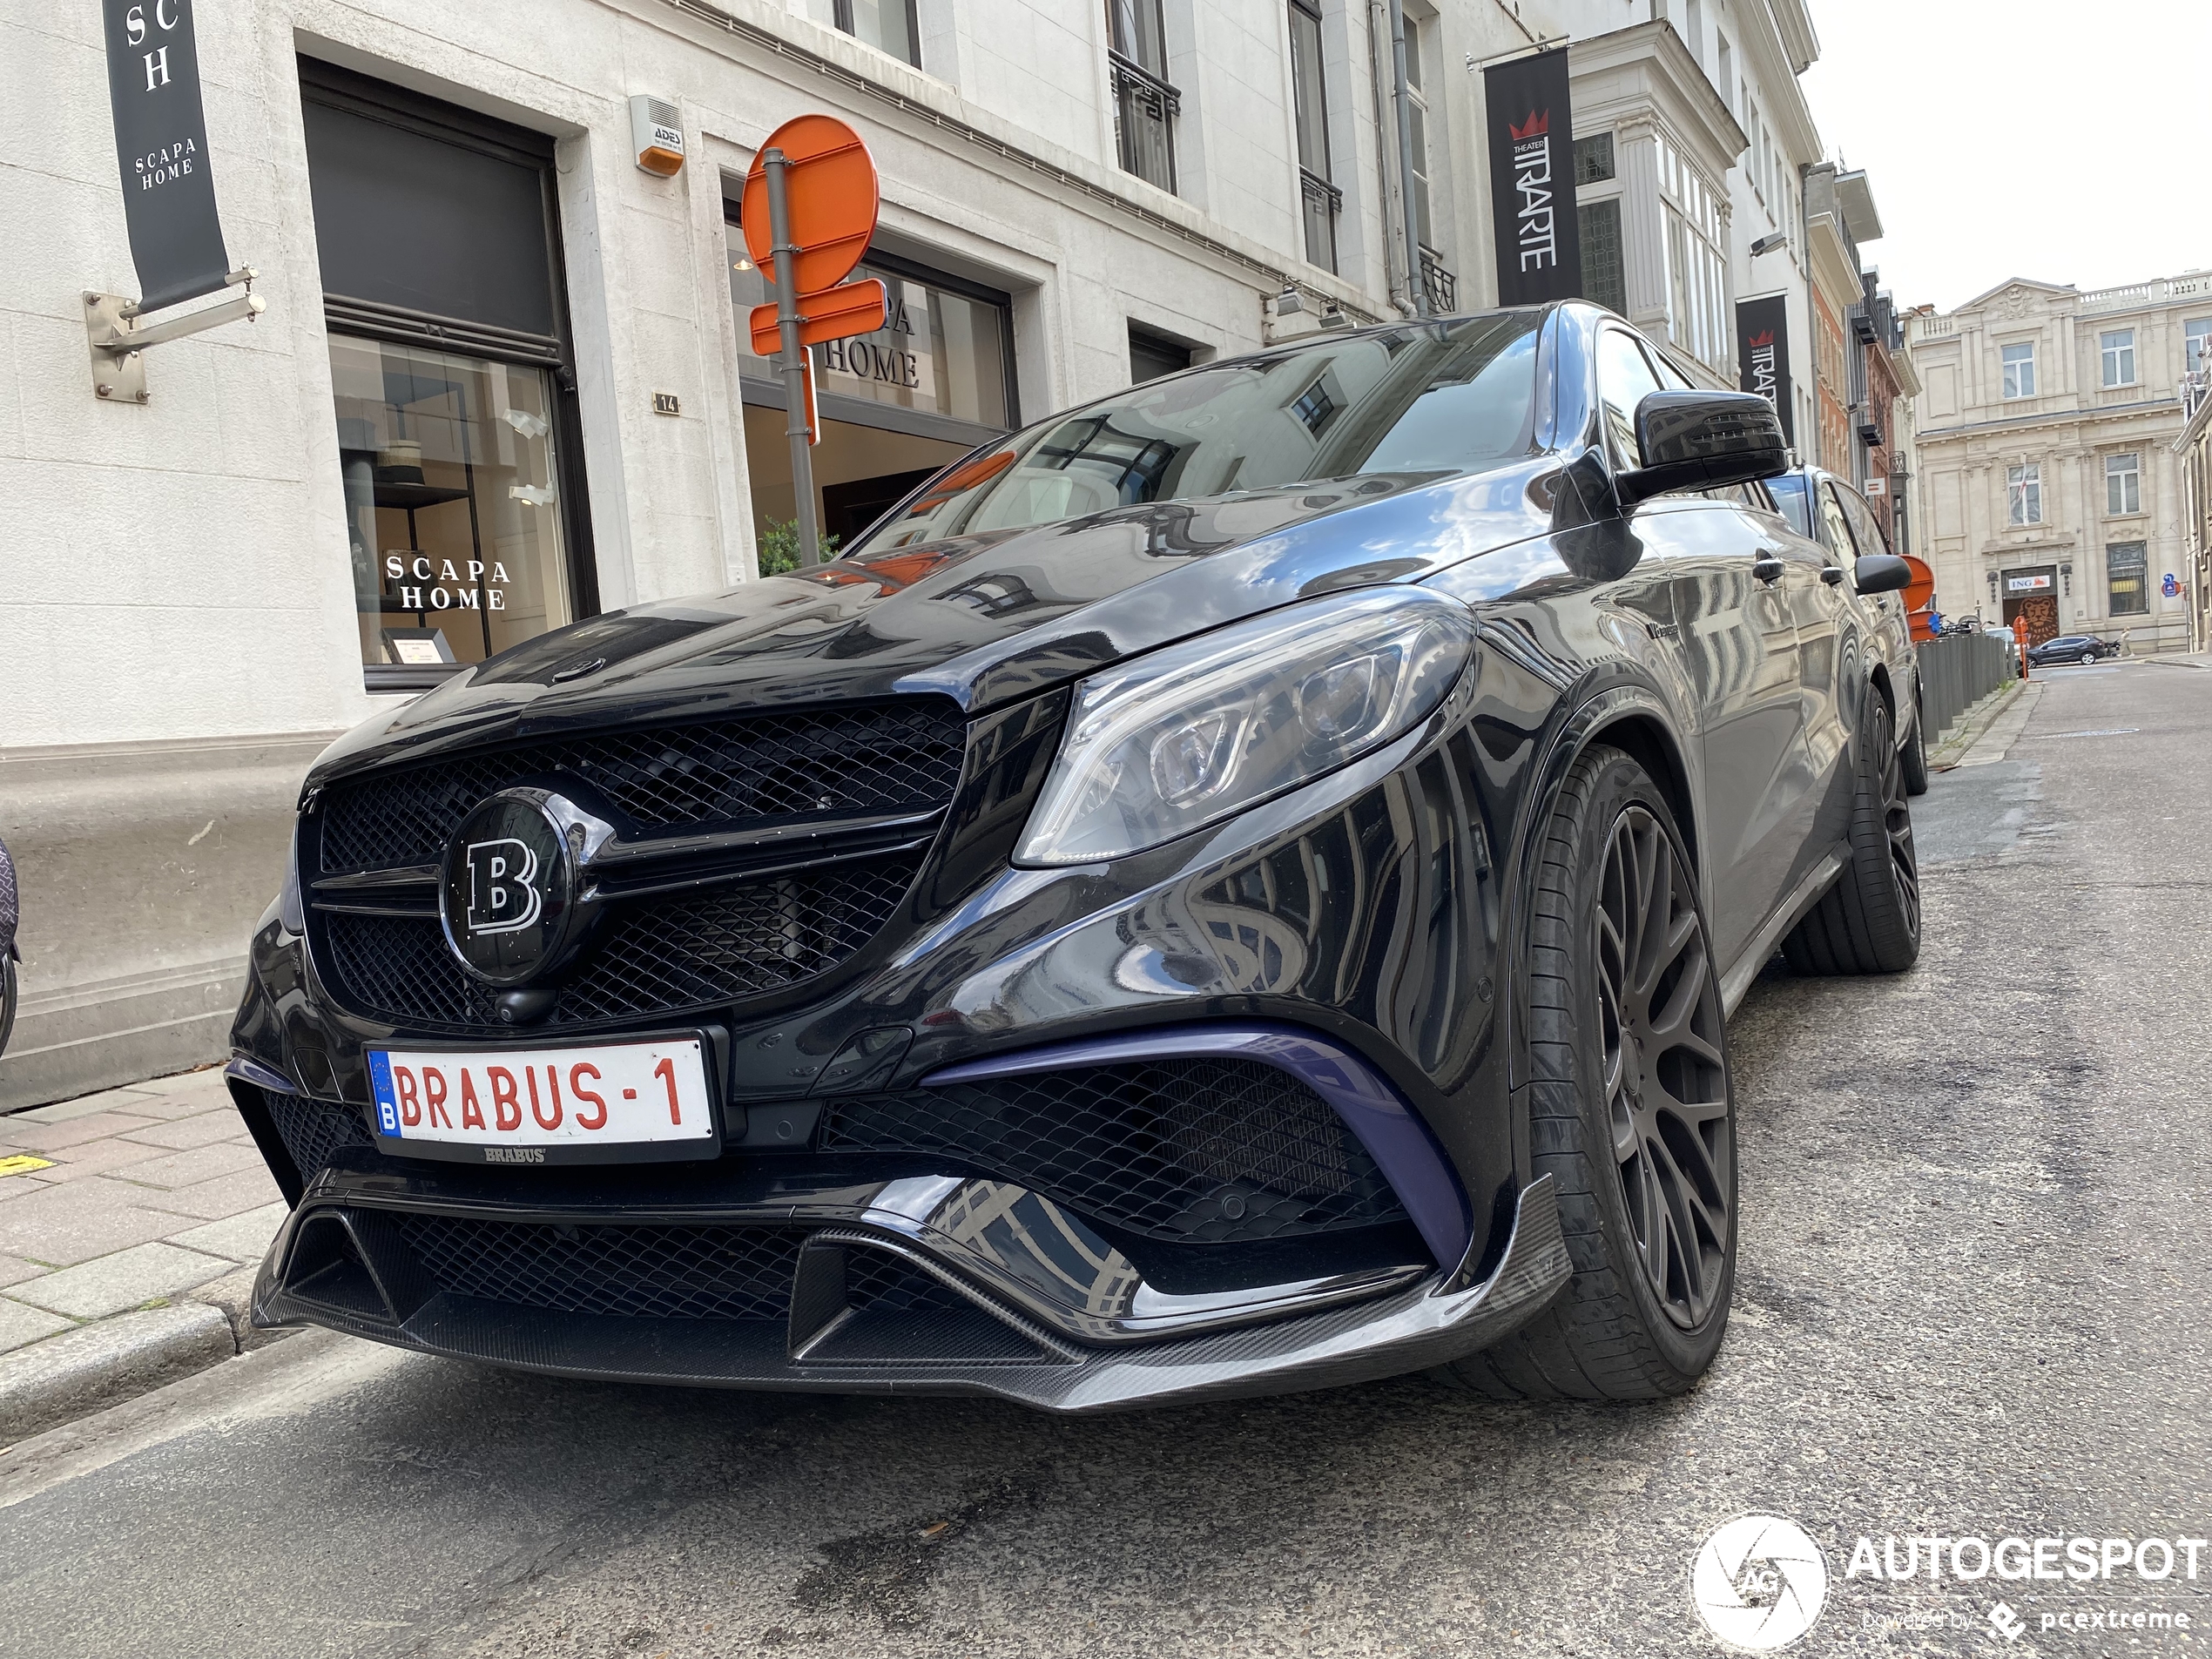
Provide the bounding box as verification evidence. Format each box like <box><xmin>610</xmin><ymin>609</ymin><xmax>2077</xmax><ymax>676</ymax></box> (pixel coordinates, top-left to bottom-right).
<box><xmin>0</xmin><ymin>1064</ymin><xmax>287</xmax><ymax>1440</ymax></box>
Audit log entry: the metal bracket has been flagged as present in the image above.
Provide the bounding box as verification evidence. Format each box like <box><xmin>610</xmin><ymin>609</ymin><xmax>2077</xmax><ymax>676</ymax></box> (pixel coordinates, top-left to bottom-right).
<box><xmin>84</xmin><ymin>267</ymin><xmax>265</xmax><ymax>404</ymax></box>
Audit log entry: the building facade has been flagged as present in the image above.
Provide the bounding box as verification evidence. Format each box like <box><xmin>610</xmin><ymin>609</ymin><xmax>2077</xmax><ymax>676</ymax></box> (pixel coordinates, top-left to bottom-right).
<box><xmin>2175</xmin><ymin>365</ymin><xmax>2212</xmax><ymax>653</ymax></box>
<box><xmin>1906</xmin><ymin>273</ymin><xmax>2212</xmax><ymax>650</ymax></box>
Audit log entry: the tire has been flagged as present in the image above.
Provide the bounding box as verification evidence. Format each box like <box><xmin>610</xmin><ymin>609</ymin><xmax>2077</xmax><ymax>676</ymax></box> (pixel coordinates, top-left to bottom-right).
<box><xmin>0</xmin><ymin>955</ymin><xmax>16</xmax><ymax>1062</ymax></box>
<box><xmin>1899</xmin><ymin>695</ymin><xmax>1930</xmax><ymax>796</ymax></box>
<box><xmin>2077</xmin><ymin>650</ymin><xmax>2096</xmax><ymax>665</ymax></box>
<box><xmin>1443</xmin><ymin>745</ymin><xmax>1736</xmax><ymax>1401</ymax></box>
<box><xmin>1782</xmin><ymin>693</ymin><xmax>1921</xmax><ymax>975</ymax></box>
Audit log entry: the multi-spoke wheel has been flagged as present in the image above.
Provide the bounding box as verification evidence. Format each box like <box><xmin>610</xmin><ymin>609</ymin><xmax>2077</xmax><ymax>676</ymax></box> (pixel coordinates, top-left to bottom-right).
<box><xmin>1444</xmin><ymin>745</ymin><xmax>1737</xmax><ymax>1401</ymax></box>
<box><xmin>1783</xmin><ymin>691</ymin><xmax>1921</xmax><ymax>976</ymax></box>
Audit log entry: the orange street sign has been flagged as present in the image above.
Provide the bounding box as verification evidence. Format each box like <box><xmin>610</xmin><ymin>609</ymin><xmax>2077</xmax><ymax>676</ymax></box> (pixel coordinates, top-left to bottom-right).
<box><xmin>748</xmin><ymin>279</ymin><xmax>887</xmax><ymax>357</ymax></box>
<box><xmin>741</xmin><ymin>115</ymin><xmax>879</xmax><ymax>296</ymax></box>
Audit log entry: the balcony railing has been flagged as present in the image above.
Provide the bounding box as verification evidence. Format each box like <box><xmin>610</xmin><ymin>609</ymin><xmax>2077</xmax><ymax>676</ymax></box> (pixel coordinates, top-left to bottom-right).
<box><xmin>1298</xmin><ymin>168</ymin><xmax>1341</xmax><ymax>273</ymax></box>
<box><xmin>1418</xmin><ymin>246</ymin><xmax>1457</xmax><ymax>315</ymax></box>
<box><xmin>1109</xmin><ymin>52</ymin><xmax>1179</xmax><ymax>193</ymax></box>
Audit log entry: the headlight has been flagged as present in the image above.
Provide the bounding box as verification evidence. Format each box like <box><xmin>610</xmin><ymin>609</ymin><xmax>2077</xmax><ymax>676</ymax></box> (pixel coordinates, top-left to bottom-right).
<box><xmin>1015</xmin><ymin>588</ymin><xmax>1475</xmax><ymax>866</ymax></box>
<box><xmin>278</xmin><ymin>821</ymin><xmax>307</xmax><ymax>934</ymax></box>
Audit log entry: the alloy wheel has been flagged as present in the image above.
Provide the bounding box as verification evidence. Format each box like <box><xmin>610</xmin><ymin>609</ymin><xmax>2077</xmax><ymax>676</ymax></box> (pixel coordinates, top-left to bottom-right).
<box><xmin>1877</xmin><ymin>706</ymin><xmax>1920</xmax><ymax>938</ymax></box>
<box><xmin>1592</xmin><ymin>806</ymin><xmax>1731</xmax><ymax>1330</ymax></box>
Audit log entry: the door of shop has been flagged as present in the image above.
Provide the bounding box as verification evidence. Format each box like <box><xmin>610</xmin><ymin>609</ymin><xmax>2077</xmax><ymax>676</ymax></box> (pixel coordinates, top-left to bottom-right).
<box><xmin>725</xmin><ymin>212</ymin><xmax>1017</xmax><ymax>563</ymax></box>
<box><xmin>2000</xmin><ymin>566</ymin><xmax>2060</xmax><ymax>644</ymax></box>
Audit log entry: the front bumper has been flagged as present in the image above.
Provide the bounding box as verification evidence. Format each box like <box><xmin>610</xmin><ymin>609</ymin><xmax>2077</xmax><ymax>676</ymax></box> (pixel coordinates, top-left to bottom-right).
<box><xmin>251</xmin><ymin>1158</ymin><xmax>1568</xmax><ymax>1413</ymax></box>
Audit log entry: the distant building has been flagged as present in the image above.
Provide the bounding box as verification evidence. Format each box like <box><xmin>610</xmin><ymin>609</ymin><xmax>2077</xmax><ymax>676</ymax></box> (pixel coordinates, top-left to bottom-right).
<box><xmin>2175</xmin><ymin>365</ymin><xmax>2212</xmax><ymax>652</ymax></box>
<box><xmin>1905</xmin><ymin>274</ymin><xmax>2211</xmax><ymax>651</ymax></box>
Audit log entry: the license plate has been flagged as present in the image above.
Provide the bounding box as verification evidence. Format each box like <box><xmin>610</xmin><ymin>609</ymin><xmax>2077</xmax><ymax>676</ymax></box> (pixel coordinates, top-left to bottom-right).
<box><xmin>366</xmin><ymin>1036</ymin><xmax>718</xmax><ymax>1165</ymax></box>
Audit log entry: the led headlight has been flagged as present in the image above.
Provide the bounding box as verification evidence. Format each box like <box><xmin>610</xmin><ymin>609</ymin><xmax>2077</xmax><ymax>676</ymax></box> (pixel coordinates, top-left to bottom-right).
<box><xmin>1015</xmin><ymin>588</ymin><xmax>1475</xmax><ymax>866</ymax></box>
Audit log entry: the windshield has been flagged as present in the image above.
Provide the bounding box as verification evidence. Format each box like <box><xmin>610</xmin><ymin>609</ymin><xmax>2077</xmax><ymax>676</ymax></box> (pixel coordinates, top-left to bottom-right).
<box><xmin>1765</xmin><ymin>473</ymin><xmax>1813</xmax><ymax>538</ymax></box>
<box><xmin>852</xmin><ymin>311</ymin><xmax>1544</xmax><ymax>554</ymax></box>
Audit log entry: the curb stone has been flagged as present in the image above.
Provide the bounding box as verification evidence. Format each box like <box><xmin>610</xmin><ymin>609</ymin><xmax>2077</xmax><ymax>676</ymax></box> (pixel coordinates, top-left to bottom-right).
<box><xmin>0</xmin><ymin>1304</ymin><xmax>234</xmax><ymax>1445</ymax></box>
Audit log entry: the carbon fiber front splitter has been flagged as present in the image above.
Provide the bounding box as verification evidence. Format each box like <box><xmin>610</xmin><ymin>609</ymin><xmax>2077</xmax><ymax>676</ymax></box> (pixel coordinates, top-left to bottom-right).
<box><xmin>253</xmin><ymin>1174</ymin><xmax>1569</xmax><ymax>1414</ymax></box>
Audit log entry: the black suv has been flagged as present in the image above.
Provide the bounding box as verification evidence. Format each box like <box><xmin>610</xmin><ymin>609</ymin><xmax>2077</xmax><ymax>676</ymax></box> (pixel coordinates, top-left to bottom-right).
<box><xmin>228</xmin><ymin>305</ymin><xmax>1923</xmax><ymax>1411</ymax></box>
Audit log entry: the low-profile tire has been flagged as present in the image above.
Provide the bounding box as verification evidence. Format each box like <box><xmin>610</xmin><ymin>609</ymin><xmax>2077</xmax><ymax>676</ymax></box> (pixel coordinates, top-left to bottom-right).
<box><xmin>0</xmin><ymin>954</ymin><xmax>16</xmax><ymax>1061</ymax></box>
<box><xmin>2077</xmin><ymin>649</ymin><xmax>2097</xmax><ymax>665</ymax></box>
<box><xmin>1899</xmin><ymin>696</ymin><xmax>1930</xmax><ymax>796</ymax></box>
<box><xmin>1443</xmin><ymin>745</ymin><xmax>1736</xmax><ymax>1402</ymax></box>
<box><xmin>1781</xmin><ymin>692</ymin><xmax>1921</xmax><ymax>975</ymax></box>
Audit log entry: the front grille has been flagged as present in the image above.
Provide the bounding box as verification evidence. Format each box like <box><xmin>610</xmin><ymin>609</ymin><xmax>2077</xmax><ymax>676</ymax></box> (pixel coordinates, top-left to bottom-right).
<box><xmin>395</xmin><ymin>1217</ymin><xmax>809</xmax><ymax>1320</ymax></box>
<box><xmin>319</xmin><ymin>702</ymin><xmax>967</xmax><ymax>874</ymax></box>
<box><xmin>819</xmin><ymin>1058</ymin><xmax>1407</xmax><ymax>1244</ymax></box>
<box><xmin>319</xmin><ymin>854</ymin><xmax>924</xmax><ymax>1029</ymax></box>
<box><xmin>264</xmin><ymin>1092</ymin><xmax>374</xmax><ymax>1185</ymax></box>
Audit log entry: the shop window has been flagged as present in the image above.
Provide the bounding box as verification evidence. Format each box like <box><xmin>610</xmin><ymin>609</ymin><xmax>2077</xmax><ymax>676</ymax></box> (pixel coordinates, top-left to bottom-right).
<box><xmin>301</xmin><ymin>60</ymin><xmax>595</xmax><ymax>690</ymax></box>
<box><xmin>2107</xmin><ymin>541</ymin><xmax>2148</xmax><ymax>616</ymax></box>
<box><xmin>834</xmin><ymin>0</ymin><xmax>920</xmax><ymax>65</ymax></box>
<box><xmin>331</xmin><ymin>337</ymin><xmax>572</xmax><ymax>671</ymax></box>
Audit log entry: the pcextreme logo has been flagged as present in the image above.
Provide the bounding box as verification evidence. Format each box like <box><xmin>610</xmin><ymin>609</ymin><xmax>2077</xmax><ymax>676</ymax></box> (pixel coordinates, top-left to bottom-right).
<box><xmin>1692</xmin><ymin>1514</ymin><xmax>1830</xmax><ymax>1650</ymax></box>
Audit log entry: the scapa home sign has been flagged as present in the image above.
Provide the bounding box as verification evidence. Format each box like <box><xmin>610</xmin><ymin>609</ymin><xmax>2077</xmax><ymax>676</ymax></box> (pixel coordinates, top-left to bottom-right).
<box><xmin>103</xmin><ymin>0</ymin><xmax>233</xmax><ymax>313</ymax></box>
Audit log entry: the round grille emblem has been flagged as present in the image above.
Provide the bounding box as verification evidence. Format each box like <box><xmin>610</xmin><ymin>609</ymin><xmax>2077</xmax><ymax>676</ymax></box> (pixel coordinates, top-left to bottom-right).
<box><xmin>439</xmin><ymin>788</ymin><xmax>586</xmax><ymax>985</ymax></box>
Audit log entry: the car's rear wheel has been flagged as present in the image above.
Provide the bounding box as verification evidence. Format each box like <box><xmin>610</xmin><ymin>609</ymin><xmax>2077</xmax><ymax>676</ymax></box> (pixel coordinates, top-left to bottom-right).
<box><xmin>1782</xmin><ymin>693</ymin><xmax>1920</xmax><ymax>975</ymax></box>
<box><xmin>2077</xmin><ymin>649</ymin><xmax>2097</xmax><ymax>665</ymax></box>
<box><xmin>1899</xmin><ymin>694</ymin><xmax>1930</xmax><ymax>796</ymax></box>
<box><xmin>1444</xmin><ymin>745</ymin><xmax>1735</xmax><ymax>1401</ymax></box>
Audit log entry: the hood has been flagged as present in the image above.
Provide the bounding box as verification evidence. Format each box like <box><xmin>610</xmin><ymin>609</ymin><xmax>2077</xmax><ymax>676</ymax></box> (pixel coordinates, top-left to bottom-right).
<box><xmin>307</xmin><ymin>458</ymin><xmax>1563</xmax><ymax>791</ymax></box>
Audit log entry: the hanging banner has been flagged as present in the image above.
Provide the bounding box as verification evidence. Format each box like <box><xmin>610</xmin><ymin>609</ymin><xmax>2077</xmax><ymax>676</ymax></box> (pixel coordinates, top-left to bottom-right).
<box><xmin>1735</xmin><ymin>295</ymin><xmax>1796</xmax><ymax>447</ymax></box>
<box><xmin>103</xmin><ymin>0</ymin><xmax>232</xmax><ymax>313</ymax></box>
<box><xmin>1482</xmin><ymin>47</ymin><xmax>1581</xmax><ymax>307</ymax></box>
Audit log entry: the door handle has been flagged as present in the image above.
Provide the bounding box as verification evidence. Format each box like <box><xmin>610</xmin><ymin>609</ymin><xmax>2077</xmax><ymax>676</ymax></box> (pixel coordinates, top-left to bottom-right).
<box><xmin>1820</xmin><ymin>565</ymin><xmax>1844</xmax><ymax>585</ymax></box>
<box><xmin>1751</xmin><ymin>556</ymin><xmax>1784</xmax><ymax>584</ymax></box>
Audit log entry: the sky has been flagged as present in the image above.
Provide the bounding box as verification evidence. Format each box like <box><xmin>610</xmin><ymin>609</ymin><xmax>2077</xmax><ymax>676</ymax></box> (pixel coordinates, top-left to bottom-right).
<box><xmin>1798</xmin><ymin>0</ymin><xmax>2209</xmax><ymax>313</ymax></box>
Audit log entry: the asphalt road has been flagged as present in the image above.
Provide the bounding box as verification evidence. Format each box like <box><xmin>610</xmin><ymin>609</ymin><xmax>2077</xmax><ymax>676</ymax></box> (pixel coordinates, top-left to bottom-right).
<box><xmin>6</xmin><ymin>663</ymin><xmax>2209</xmax><ymax>1659</ymax></box>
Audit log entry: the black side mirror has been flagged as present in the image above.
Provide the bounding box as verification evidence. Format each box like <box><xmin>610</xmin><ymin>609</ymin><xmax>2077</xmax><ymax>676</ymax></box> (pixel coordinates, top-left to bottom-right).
<box><xmin>1618</xmin><ymin>391</ymin><xmax>1789</xmax><ymax>507</ymax></box>
<box><xmin>1853</xmin><ymin>553</ymin><xmax>1912</xmax><ymax>595</ymax></box>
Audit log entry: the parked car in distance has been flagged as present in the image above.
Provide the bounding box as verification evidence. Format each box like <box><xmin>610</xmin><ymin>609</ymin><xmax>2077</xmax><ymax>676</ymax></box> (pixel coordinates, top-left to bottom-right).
<box><xmin>2027</xmin><ymin>634</ymin><xmax>2110</xmax><ymax>667</ymax></box>
<box><xmin>1766</xmin><ymin>464</ymin><xmax>1929</xmax><ymax>794</ymax></box>
<box><xmin>226</xmin><ymin>303</ymin><xmax>1925</xmax><ymax>1413</ymax></box>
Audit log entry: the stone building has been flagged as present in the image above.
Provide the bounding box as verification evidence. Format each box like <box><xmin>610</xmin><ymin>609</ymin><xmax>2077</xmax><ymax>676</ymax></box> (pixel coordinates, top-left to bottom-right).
<box><xmin>1906</xmin><ymin>273</ymin><xmax>2211</xmax><ymax>650</ymax></box>
<box><xmin>2175</xmin><ymin>365</ymin><xmax>2212</xmax><ymax>653</ymax></box>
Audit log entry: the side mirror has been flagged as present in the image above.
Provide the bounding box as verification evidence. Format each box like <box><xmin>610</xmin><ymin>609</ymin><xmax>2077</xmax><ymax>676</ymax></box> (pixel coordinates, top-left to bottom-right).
<box><xmin>1618</xmin><ymin>391</ymin><xmax>1789</xmax><ymax>507</ymax></box>
<box><xmin>1853</xmin><ymin>554</ymin><xmax>1912</xmax><ymax>595</ymax></box>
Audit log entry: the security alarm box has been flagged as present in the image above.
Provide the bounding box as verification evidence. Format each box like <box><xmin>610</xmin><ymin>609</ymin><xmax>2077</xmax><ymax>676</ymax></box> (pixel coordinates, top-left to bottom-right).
<box><xmin>629</xmin><ymin>95</ymin><xmax>684</xmax><ymax>176</ymax></box>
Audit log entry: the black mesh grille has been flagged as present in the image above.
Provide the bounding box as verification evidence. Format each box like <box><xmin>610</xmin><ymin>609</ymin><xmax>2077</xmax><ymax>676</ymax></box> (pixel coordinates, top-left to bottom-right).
<box><xmin>845</xmin><ymin>1249</ymin><xmax>971</xmax><ymax>1313</ymax></box>
<box><xmin>318</xmin><ymin>854</ymin><xmax>923</xmax><ymax>1029</ymax></box>
<box><xmin>264</xmin><ymin>1092</ymin><xmax>374</xmax><ymax>1184</ymax></box>
<box><xmin>395</xmin><ymin>1217</ymin><xmax>808</xmax><ymax>1320</ymax></box>
<box><xmin>319</xmin><ymin>703</ymin><xmax>967</xmax><ymax>874</ymax></box>
<box><xmin>819</xmin><ymin>1059</ymin><xmax>1407</xmax><ymax>1244</ymax></box>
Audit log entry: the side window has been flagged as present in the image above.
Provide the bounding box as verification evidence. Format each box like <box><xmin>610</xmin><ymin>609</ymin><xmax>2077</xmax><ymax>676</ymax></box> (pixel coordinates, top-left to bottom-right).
<box><xmin>1839</xmin><ymin>485</ymin><xmax>1892</xmax><ymax>558</ymax></box>
<box><xmin>1596</xmin><ymin>327</ymin><xmax>1665</xmax><ymax>470</ymax></box>
<box><xmin>1817</xmin><ymin>483</ymin><xmax>1859</xmax><ymax>565</ymax></box>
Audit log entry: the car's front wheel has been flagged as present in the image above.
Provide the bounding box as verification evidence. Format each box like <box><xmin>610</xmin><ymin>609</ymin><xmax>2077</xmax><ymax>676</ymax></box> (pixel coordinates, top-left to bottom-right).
<box><xmin>1444</xmin><ymin>745</ymin><xmax>1735</xmax><ymax>1400</ymax></box>
<box><xmin>1900</xmin><ymin>694</ymin><xmax>1931</xmax><ymax>796</ymax></box>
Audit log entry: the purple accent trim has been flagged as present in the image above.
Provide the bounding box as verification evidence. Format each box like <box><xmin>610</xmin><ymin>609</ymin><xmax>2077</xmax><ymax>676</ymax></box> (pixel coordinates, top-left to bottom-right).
<box><xmin>226</xmin><ymin>1054</ymin><xmax>300</xmax><ymax>1096</ymax></box>
<box><xmin>922</xmin><ymin>1022</ymin><xmax>1474</xmax><ymax>1272</ymax></box>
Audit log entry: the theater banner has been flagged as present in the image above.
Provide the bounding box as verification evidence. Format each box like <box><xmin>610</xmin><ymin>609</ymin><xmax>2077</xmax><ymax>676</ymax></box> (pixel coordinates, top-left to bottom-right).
<box><xmin>1482</xmin><ymin>47</ymin><xmax>1581</xmax><ymax>307</ymax></box>
<box><xmin>1736</xmin><ymin>295</ymin><xmax>1796</xmax><ymax>446</ymax></box>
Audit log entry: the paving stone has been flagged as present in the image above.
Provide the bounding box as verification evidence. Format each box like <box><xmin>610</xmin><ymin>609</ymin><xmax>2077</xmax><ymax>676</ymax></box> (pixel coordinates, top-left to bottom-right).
<box><xmin>168</xmin><ymin>1204</ymin><xmax>287</xmax><ymax>1265</ymax></box>
<box><xmin>132</xmin><ymin>1164</ymin><xmax>286</xmax><ymax>1222</ymax></box>
<box><xmin>105</xmin><ymin>1084</ymin><xmax>239</xmax><ymax>1123</ymax></box>
<box><xmin>7</xmin><ymin>1242</ymin><xmax>234</xmax><ymax>1320</ymax></box>
<box><xmin>0</xmin><ymin>1255</ymin><xmax>45</xmax><ymax>1289</ymax></box>
<box><xmin>4</xmin><ymin>1114</ymin><xmax>173</xmax><ymax>1154</ymax></box>
<box><xmin>99</xmin><ymin>1142</ymin><xmax>263</xmax><ymax>1192</ymax></box>
<box><xmin>30</xmin><ymin>1139</ymin><xmax>167</xmax><ymax>1179</ymax></box>
<box><xmin>6</xmin><ymin>1089</ymin><xmax>164</xmax><ymax>1125</ymax></box>
<box><xmin>0</xmin><ymin>1182</ymin><xmax>183</xmax><ymax>1267</ymax></box>
<box><xmin>118</xmin><ymin>1114</ymin><xmax>243</xmax><ymax>1152</ymax></box>
<box><xmin>0</xmin><ymin>1298</ymin><xmax>74</xmax><ymax>1356</ymax></box>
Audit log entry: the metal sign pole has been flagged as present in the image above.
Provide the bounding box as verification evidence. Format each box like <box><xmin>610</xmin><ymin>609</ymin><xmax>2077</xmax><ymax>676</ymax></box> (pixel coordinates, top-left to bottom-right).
<box><xmin>763</xmin><ymin>147</ymin><xmax>821</xmax><ymax>567</ymax></box>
